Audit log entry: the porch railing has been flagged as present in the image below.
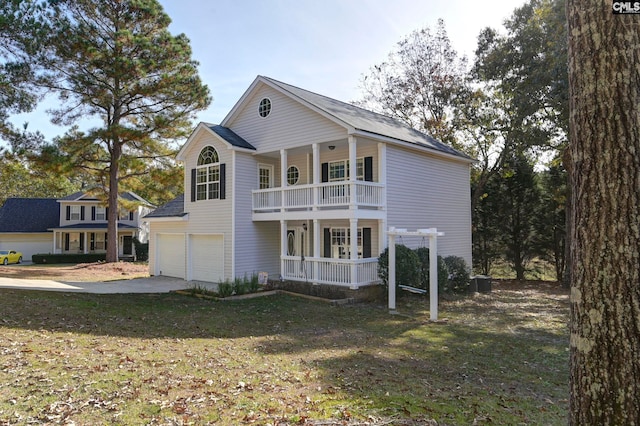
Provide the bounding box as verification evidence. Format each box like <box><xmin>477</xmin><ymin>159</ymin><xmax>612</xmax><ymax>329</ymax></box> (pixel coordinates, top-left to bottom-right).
<box><xmin>282</xmin><ymin>256</ymin><xmax>380</xmax><ymax>288</ymax></box>
<box><xmin>253</xmin><ymin>181</ymin><xmax>384</xmax><ymax>212</ymax></box>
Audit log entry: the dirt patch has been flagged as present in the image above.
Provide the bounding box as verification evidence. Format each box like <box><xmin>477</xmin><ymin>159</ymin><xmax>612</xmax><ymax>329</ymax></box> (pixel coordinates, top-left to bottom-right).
<box><xmin>0</xmin><ymin>262</ymin><xmax>149</xmax><ymax>282</ymax></box>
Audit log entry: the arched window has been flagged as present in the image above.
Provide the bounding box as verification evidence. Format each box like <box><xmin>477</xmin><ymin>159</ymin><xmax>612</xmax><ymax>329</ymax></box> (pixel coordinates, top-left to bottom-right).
<box><xmin>198</xmin><ymin>146</ymin><xmax>219</xmax><ymax>165</ymax></box>
<box><xmin>196</xmin><ymin>146</ymin><xmax>221</xmax><ymax>200</ymax></box>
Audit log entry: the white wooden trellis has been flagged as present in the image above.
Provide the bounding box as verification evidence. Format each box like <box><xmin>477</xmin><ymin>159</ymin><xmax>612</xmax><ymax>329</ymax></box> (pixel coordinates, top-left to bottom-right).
<box><xmin>387</xmin><ymin>227</ymin><xmax>444</xmax><ymax>321</ymax></box>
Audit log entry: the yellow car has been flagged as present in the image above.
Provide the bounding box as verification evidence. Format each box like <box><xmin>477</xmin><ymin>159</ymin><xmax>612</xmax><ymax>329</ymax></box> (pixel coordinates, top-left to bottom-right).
<box><xmin>0</xmin><ymin>250</ymin><xmax>22</xmax><ymax>265</ymax></box>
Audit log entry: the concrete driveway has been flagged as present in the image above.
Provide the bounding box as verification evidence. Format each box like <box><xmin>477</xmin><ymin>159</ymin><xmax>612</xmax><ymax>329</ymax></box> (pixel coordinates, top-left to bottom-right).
<box><xmin>0</xmin><ymin>275</ymin><xmax>219</xmax><ymax>294</ymax></box>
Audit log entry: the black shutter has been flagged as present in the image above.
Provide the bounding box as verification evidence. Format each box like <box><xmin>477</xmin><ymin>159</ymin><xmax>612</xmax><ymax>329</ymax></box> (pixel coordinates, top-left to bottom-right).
<box><xmin>64</xmin><ymin>234</ymin><xmax>69</xmax><ymax>251</ymax></box>
<box><xmin>66</xmin><ymin>206</ymin><xmax>70</xmax><ymax>221</ymax></box>
<box><xmin>104</xmin><ymin>233</ymin><xmax>107</xmax><ymax>251</ymax></box>
<box><xmin>321</xmin><ymin>163</ymin><xmax>329</xmax><ymax>182</ymax></box>
<box><xmin>105</xmin><ymin>207</ymin><xmax>109</xmax><ymax>219</ymax></box>
<box><xmin>191</xmin><ymin>168</ymin><xmax>197</xmax><ymax>202</ymax></box>
<box><xmin>220</xmin><ymin>163</ymin><xmax>226</xmax><ymax>200</ymax></box>
<box><xmin>129</xmin><ymin>211</ymin><xmax>134</xmax><ymax>221</ymax></box>
<box><xmin>91</xmin><ymin>206</ymin><xmax>96</xmax><ymax>221</ymax></box>
<box><xmin>90</xmin><ymin>233</ymin><xmax>95</xmax><ymax>251</ymax></box>
<box><xmin>364</xmin><ymin>157</ymin><xmax>373</xmax><ymax>182</ymax></box>
<box><xmin>80</xmin><ymin>206</ymin><xmax>85</xmax><ymax>221</ymax></box>
<box><xmin>323</xmin><ymin>228</ymin><xmax>331</xmax><ymax>258</ymax></box>
<box><xmin>79</xmin><ymin>233</ymin><xmax>84</xmax><ymax>251</ymax></box>
<box><xmin>363</xmin><ymin>227</ymin><xmax>372</xmax><ymax>258</ymax></box>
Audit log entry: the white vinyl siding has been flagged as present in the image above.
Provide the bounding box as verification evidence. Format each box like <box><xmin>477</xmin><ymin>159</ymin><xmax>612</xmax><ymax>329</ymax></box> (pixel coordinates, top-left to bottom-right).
<box><xmin>386</xmin><ymin>145</ymin><xmax>472</xmax><ymax>266</ymax></box>
<box><xmin>226</xmin><ymin>86</ymin><xmax>347</xmax><ymax>152</ymax></box>
<box><xmin>234</xmin><ymin>153</ymin><xmax>281</xmax><ymax>278</ymax></box>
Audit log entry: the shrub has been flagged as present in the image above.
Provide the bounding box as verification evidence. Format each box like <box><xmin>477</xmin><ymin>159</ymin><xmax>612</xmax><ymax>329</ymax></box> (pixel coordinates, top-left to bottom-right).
<box><xmin>217</xmin><ymin>280</ymin><xmax>233</xmax><ymax>298</ymax></box>
<box><xmin>377</xmin><ymin>244</ymin><xmax>420</xmax><ymax>289</ymax></box>
<box><xmin>443</xmin><ymin>255</ymin><xmax>471</xmax><ymax>294</ymax></box>
<box><xmin>233</xmin><ymin>276</ymin><xmax>247</xmax><ymax>295</ymax></box>
<box><xmin>247</xmin><ymin>273</ymin><xmax>260</xmax><ymax>293</ymax></box>
<box><xmin>415</xmin><ymin>247</ymin><xmax>448</xmax><ymax>294</ymax></box>
<box><xmin>32</xmin><ymin>253</ymin><xmax>106</xmax><ymax>264</ymax></box>
<box><xmin>378</xmin><ymin>246</ymin><xmax>472</xmax><ymax>296</ymax></box>
<box><xmin>133</xmin><ymin>238</ymin><xmax>149</xmax><ymax>261</ymax></box>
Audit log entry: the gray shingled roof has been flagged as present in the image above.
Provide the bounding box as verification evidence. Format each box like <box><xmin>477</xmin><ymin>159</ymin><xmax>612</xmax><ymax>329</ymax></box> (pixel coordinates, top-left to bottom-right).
<box><xmin>261</xmin><ymin>76</ymin><xmax>471</xmax><ymax>160</ymax></box>
<box><xmin>144</xmin><ymin>194</ymin><xmax>186</xmax><ymax>218</ymax></box>
<box><xmin>0</xmin><ymin>198</ymin><xmax>59</xmax><ymax>233</ymax></box>
<box><xmin>208</xmin><ymin>124</ymin><xmax>256</xmax><ymax>150</ymax></box>
<box><xmin>59</xmin><ymin>191</ymin><xmax>152</xmax><ymax>205</ymax></box>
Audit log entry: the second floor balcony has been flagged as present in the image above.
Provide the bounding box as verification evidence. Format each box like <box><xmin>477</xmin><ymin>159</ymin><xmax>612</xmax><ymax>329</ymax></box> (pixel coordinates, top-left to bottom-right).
<box><xmin>252</xmin><ymin>180</ymin><xmax>385</xmax><ymax>220</ymax></box>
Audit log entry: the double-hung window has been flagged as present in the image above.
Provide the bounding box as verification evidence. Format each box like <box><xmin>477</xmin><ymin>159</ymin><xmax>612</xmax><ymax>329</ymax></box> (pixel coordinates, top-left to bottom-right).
<box><xmin>95</xmin><ymin>207</ymin><xmax>106</xmax><ymax>221</ymax></box>
<box><xmin>328</xmin><ymin>158</ymin><xmax>365</xmax><ymax>182</ymax></box>
<box><xmin>69</xmin><ymin>206</ymin><xmax>81</xmax><ymax>221</ymax></box>
<box><xmin>330</xmin><ymin>227</ymin><xmax>363</xmax><ymax>259</ymax></box>
<box><xmin>196</xmin><ymin>146</ymin><xmax>221</xmax><ymax>200</ymax></box>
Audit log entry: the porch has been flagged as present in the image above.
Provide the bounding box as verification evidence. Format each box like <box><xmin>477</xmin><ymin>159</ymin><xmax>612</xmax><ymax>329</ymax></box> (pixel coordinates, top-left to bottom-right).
<box><xmin>273</xmin><ymin>218</ymin><xmax>385</xmax><ymax>289</ymax></box>
<box><xmin>281</xmin><ymin>256</ymin><xmax>380</xmax><ymax>288</ymax></box>
<box><xmin>253</xmin><ymin>180</ymin><xmax>385</xmax><ymax>215</ymax></box>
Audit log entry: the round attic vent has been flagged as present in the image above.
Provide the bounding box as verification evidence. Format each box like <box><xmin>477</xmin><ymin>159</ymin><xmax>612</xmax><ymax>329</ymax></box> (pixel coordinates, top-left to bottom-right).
<box><xmin>258</xmin><ymin>97</ymin><xmax>272</xmax><ymax>118</ymax></box>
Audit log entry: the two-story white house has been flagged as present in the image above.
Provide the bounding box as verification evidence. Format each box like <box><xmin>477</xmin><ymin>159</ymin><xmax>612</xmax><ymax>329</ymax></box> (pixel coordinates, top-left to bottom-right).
<box><xmin>50</xmin><ymin>191</ymin><xmax>153</xmax><ymax>257</ymax></box>
<box><xmin>144</xmin><ymin>76</ymin><xmax>474</xmax><ymax>288</ymax></box>
<box><xmin>0</xmin><ymin>191</ymin><xmax>153</xmax><ymax>260</ymax></box>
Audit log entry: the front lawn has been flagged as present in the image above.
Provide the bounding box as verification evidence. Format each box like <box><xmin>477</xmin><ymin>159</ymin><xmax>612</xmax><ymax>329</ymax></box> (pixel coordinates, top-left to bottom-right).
<box><xmin>0</xmin><ymin>281</ymin><xmax>569</xmax><ymax>425</ymax></box>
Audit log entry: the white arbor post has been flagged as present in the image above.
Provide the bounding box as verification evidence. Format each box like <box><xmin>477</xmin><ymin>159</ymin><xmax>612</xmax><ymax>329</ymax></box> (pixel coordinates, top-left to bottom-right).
<box><xmin>387</xmin><ymin>227</ymin><xmax>445</xmax><ymax>321</ymax></box>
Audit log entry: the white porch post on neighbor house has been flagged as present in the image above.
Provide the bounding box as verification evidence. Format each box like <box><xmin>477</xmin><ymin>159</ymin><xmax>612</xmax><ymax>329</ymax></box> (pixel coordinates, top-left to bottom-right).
<box><xmin>84</xmin><ymin>231</ymin><xmax>88</xmax><ymax>254</ymax></box>
<box><xmin>52</xmin><ymin>231</ymin><xmax>57</xmax><ymax>254</ymax></box>
<box><xmin>387</xmin><ymin>228</ymin><xmax>444</xmax><ymax>321</ymax></box>
<box><xmin>350</xmin><ymin>218</ymin><xmax>358</xmax><ymax>288</ymax></box>
<box><xmin>348</xmin><ymin>136</ymin><xmax>357</xmax><ymax>210</ymax></box>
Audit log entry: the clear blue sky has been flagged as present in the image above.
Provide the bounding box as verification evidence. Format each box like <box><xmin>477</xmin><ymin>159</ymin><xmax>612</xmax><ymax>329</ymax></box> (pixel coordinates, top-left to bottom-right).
<box><xmin>8</xmin><ymin>0</ymin><xmax>526</xmax><ymax>143</ymax></box>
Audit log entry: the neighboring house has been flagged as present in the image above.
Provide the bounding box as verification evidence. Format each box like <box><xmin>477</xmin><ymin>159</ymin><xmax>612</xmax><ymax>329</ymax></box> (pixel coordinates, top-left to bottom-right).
<box><xmin>144</xmin><ymin>75</ymin><xmax>474</xmax><ymax>288</ymax></box>
<box><xmin>0</xmin><ymin>191</ymin><xmax>153</xmax><ymax>261</ymax></box>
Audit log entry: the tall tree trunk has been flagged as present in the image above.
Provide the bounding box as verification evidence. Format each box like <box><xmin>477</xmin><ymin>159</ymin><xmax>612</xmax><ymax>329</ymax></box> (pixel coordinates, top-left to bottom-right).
<box><xmin>567</xmin><ymin>1</ymin><xmax>640</xmax><ymax>424</ymax></box>
<box><xmin>106</xmin><ymin>144</ymin><xmax>120</xmax><ymax>263</ymax></box>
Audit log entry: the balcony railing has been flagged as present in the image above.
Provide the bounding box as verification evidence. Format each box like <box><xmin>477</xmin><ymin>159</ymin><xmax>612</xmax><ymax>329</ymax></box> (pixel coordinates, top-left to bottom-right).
<box><xmin>253</xmin><ymin>181</ymin><xmax>384</xmax><ymax>212</ymax></box>
<box><xmin>282</xmin><ymin>256</ymin><xmax>380</xmax><ymax>288</ymax></box>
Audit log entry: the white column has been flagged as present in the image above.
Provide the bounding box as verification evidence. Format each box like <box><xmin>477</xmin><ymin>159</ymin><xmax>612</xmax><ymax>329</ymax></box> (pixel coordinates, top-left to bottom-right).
<box><xmin>280</xmin><ymin>149</ymin><xmax>287</xmax><ymax>213</ymax></box>
<box><xmin>348</xmin><ymin>136</ymin><xmax>357</xmax><ymax>210</ymax></box>
<box><xmin>280</xmin><ymin>220</ymin><xmax>287</xmax><ymax>279</ymax></box>
<box><xmin>53</xmin><ymin>231</ymin><xmax>57</xmax><ymax>254</ymax></box>
<box><xmin>84</xmin><ymin>232</ymin><xmax>88</xmax><ymax>254</ymax></box>
<box><xmin>388</xmin><ymin>232</ymin><xmax>396</xmax><ymax>311</ymax></box>
<box><xmin>350</xmin><ymin>218</ymin><xmax>358</xmax><ymax>288</ymax></box>
<box><xmin>429</xmin><ymin>232</ymin><xmax>438</xmax><ymax>321</ymax></box>
<box><xmin>312</xmin><ymin>143</ymin><xmax>319</xmax><ymax>211</ymax></box>
<box><xmin>313</xmin><ymin>219</ymin><xmax>320</xmax><ymax>282</ymax></box>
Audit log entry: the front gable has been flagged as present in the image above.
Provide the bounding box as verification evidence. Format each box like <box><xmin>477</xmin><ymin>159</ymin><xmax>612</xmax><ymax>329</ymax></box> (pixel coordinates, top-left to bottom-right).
<box><xmin>220</xmin><ymin>78</ymin><xmax>349</xmax><ymax>153</ymax></box>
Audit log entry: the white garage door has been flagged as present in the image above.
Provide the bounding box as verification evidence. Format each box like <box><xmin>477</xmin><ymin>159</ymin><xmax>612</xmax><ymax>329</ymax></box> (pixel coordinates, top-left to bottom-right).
<box><xmin>157</xmin><ymin>234</ymin><xmax>186</xmax><ymax>279</ymax></box>
<box><xmin>0</xmin><ymin>237</ymin><xmax>51</xmax><ymax>262</ymax></box>
<box><xmin>190</xmin><ymin>234</ymin><xmax>224</xmax><ymax>282</ymax></box>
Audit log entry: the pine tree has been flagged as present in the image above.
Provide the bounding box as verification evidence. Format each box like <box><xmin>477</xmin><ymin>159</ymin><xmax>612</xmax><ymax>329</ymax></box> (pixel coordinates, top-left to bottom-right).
<box><xmin>34</xmin><ymin>0</ymin><xmax>210</xmax><ymax>261</ymax></box>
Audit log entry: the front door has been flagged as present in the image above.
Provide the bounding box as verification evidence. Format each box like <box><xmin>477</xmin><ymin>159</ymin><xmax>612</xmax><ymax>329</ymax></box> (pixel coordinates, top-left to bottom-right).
<box><xmin>123</xmin><ymin>236</ymin><xmax>133</xmax><ymax>255</ymax></box>
<box><xmin>287</xmin><ymin>228</ymin><xmax>306</xmax><ymax>258</ymax></box>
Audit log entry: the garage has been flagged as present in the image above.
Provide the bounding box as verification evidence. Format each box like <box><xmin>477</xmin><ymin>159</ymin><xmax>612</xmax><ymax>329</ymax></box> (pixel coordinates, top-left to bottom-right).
<box><xmin>156</xmin><ymin>233</ymin><xmax>186</xmax><ymax>279</ymax></box>
<box><xmin>0</xmin><ymin>235</ymin><xmax>51</xmax><ymax>262</ymax></box>
<box><xmin>190</xmin><ymin>234</ymin><xmax>224</xmax><ymax>282</ymax></box>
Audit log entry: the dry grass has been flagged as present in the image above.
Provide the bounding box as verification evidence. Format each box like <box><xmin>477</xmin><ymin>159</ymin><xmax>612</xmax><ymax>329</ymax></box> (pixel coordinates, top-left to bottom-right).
<box><xmin>0</xmin><ymin>262</ymin><xmax>149</xmax><ymax>282</ymax></box>
<box><xmin>0</xmin><ymin>280</ymin><xmax>569</xmax><ymax>425</ymax></box>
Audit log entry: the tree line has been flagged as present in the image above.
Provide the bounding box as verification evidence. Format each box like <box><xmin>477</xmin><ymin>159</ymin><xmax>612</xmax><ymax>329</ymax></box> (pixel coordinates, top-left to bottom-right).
<box><xmin>358</xmin><ymin>0</ymin><xmax>568</xmax><ymax>281</ymax></box>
